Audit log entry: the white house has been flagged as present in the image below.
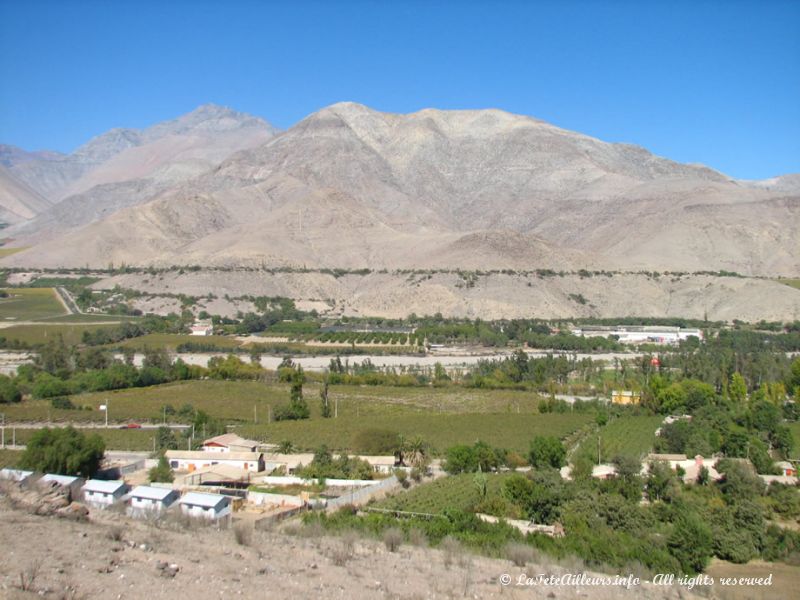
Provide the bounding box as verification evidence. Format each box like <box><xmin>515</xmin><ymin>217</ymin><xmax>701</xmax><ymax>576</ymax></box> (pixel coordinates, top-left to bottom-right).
<box><xmin>0</xmin><ymin>468</ymin><xmax>35</xmax><ymax>483</ymax></box>
<box><xmin>82</xmin><ymin>479</ymin><xmax>129</xmax><ymax>508</ymax></box>
<box><xmin>201</xmin><ymin>433</ymin><xmax>260</xmax><ymax>453</ymax></box>
<box><xmin>127</xmin><ymin>485</ymin><xmax>180</xmax><ymax>517</ymax></box>
<box><xmin>165</xmin><ymin>450</ymin><xmax>265</xmax><ymax>473</ymax></box>
<box><xmin>359</xmin><ymin>455</ymin><xmax>400</xmax><ymax>474</ymax></box>
<box><xmin>179</xmin><ymin>491</ymin><xmax>232</xmax><ymax>520</ymax></box>
<box><xmin>190</xmin><ymin>320</ymin><xmax>214</xmax><ymax>336</ymax></box>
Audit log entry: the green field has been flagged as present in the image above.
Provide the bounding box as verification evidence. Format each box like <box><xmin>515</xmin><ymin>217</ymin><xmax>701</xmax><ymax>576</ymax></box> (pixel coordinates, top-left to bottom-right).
<box><xmin>0</xmin><ymin>449</ymin><xmax>22</xmax><ymax>468</ymax></box>
<box><xmin>0</xmin><ymin>322</ymin><xmax>123</xmax><ymax>345</ymax></box>
<box><xmin>789</xmin><ymin>422</ymin><xmax>800</xmax><ymax>460</ymax></box>
<box><xmin>777</xmin><ymin>279</ymin><xmax>800</xmax><ymax>290</ymax></box>
<box><xmin>375</xmin><ymin>472</ymin><xmax>514</xmax><ymax>514</ymax></box>
<box><xmin>114</xmin><ymin>333</ymin><xmax>242</xmax><ymax>351</ymax></box>
<box><xmin>1</xmin><ymin>379</ymin><xmax>590</xmax><ymax>452</ymax></box>
<box><xmin>578</xmin><ymin>415</ymin><xmax>662</xmax><ymax>461</ymax></box>
<box><xmin>10</xmin><ymin>428</ymin><xmax>164</xmax><ymax>452</ymax></box>
<box><xmin>239</xmin><ymin>412</ymin><xmax>591</xmax><ymax>454</ymax></box>
<box><xmin>0</xmin><ymin>287</ymin><xmax>67</xmax><ymax>321</ymax></box>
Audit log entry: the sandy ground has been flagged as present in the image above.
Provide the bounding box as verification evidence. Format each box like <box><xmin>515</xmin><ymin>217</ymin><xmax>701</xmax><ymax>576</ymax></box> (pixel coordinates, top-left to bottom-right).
<box><xmin>0</xmin><ymin>498</ymin><xmax>707</xmax><ymax>600</ymax></box>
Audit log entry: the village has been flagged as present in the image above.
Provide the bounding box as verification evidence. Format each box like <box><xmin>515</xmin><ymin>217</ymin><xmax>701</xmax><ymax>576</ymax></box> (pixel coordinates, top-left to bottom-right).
<box><xmin>2</xmin><ymin>416</ymin><xmax>797</xmax><ymax>537</ymax></box>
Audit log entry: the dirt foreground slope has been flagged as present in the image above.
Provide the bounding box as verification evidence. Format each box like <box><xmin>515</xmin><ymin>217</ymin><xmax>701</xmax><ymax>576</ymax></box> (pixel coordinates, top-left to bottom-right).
<box><xmin>0</xmin><ymin>499</ymin><xmax>703</xmax><ymax>600</ymax></box>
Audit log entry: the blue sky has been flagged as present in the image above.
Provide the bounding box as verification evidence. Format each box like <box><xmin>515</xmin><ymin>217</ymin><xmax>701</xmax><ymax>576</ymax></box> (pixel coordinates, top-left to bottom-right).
<box><xmin>0</xmin><ymin>0</ymin><xmax>798</xmax><ymax>179</ymax></box>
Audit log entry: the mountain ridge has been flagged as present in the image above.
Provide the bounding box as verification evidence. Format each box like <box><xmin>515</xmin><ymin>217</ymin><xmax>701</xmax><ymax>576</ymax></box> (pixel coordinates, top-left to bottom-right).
<box><xmin>1</xmin><ymin>102</ymin><xmax>798</xmax><ymax>278</ymax></box>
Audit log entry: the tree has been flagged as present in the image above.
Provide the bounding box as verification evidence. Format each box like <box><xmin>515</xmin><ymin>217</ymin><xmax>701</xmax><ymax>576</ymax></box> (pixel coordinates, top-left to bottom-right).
<box><xmin>728</xmin><ymin>372</ymin><xmax>748</xmax><ymax>404</ymax></box>
<box><xmin>277</xmin><ymin>440</ymin><xmax>294</xmax><ymax>454</ymax></box>
<box><xmin>529</xmin><ymin>436</ymin><xmax>566</xmax><ymax>469</ymax></box>
<box><xmin>320</xmin><ymin>378</ymin><xmax>331</xmax><ymax>418</ymax></box>
<box><xmin>0</xmin><ymin>375</ymin><xmax>21</xmax><ymax>403</ymax></box>
<box><xmin>668</xmin><ymin>511</ymin><xmax>713</xmax><ymax>574</ymax></box>
<box><xmin>274</xmin><ymin>366</ymin><xmax>309</xmax><ymax>421</ymax></box>
<box><xmin>148</xmin><ymin>453</ymin><xmax>174</xmax><ymax>483</ymax></box>
<box><xmin>155</xmin><ymin>426</ymin><xmax>178</xmax><ymax>451</ymax></box>
<box><xmin>404</xmin><ymin>435</ymin><xmax>429</xmax><ymax>470</ymax></box>
<box><xmin>20</xmin><ymin>426</ymin><xmax>105</xmax><ymax>478</ymax></box>
<box><xmin>443</xmin><ymin>445</ymin><xmax>477</xmax><ymax>474</ymax></box>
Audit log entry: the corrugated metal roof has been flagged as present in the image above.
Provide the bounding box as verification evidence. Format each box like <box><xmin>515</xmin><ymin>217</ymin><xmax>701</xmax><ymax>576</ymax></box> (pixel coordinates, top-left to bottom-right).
<box><xmin>83</xmin><ymin>479</ymin><xmax>127</xmax><ymax>494</ymax></box>
<box><xmin>166</xmin><ymin>450</ymin><xmax>263</xmax><ymax>460</ymax></box>
<box><xmin>202</xmin><ymin>433</ymin><xmax>259</xmax><ymax>447</ymax></box>
<box><xmin>41</xmin><ymin>474</ymin><xmax>81</xmax><ymax>485</ymax></box>
<box><xmin>130</xmin><ymin>485</ymin><xmax>177</xmax><ymax>501</ymax></box>
<box><xmin>179</xmin><ymin>491</ymin><xmax>230</xmax><ymax>509</ymax></box>
<box><xmin>0</xmin><ymin>468</ymin><xmax>34</xmax><ymax>480</ymax></box>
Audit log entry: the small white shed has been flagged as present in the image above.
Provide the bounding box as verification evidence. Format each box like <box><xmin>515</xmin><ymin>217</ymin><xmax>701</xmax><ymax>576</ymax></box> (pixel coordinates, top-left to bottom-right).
<box><xmin>179</xmin><ymin>491</ymin><xmax>232</xmax><ymax>521</ymax></box>
<box><xmin>128</xmin><ymin>485</ymin><xmax>180</xmax><ymax>517</ymax></box>
<box><xmin>82</xmin><ymin>479</ymin><xmax>129</xmax><ymax>508</ymax></box>
<box><xmin>0</xmin><ymin>468</ymin><xmax>35</xmax><ymax>483</ymax></box>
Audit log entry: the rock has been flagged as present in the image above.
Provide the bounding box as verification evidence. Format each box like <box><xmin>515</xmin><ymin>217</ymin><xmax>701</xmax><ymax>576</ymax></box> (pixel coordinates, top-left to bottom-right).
<box><xmin>56</xmin><ymin>502</ymin><xmax>89</xmax><ymax>521</ymax></box>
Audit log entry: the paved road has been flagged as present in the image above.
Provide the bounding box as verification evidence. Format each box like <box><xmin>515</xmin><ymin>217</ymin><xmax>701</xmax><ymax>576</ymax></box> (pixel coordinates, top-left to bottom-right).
<box><xmin>56</xmin><ymin>287</ymin><xmax>81</xmax><ymax>315</ymax></box>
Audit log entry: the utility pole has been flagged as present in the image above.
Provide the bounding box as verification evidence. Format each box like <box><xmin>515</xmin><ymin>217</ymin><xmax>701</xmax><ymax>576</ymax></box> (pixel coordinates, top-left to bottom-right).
<box><xmin>1</xmin><ymin>413</ymin><xmax>4</xmax><ymax>448</ymax></box>
<box><xmin>254</xmin><ymin>404</ymin><xmax>257</xmax><ymax>424</ymax></box>
<box><xmin>597</xmin><ymin>435</ymin><xmax>601</xmax><ymax>465</ymax></box>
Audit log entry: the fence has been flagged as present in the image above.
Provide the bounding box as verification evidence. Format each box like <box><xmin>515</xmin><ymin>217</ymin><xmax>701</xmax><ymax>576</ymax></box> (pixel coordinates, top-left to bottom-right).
<box><xmin>325</xmin><ymin>475</ymin><xmax>399</xmax><ymax>510</ymax></box>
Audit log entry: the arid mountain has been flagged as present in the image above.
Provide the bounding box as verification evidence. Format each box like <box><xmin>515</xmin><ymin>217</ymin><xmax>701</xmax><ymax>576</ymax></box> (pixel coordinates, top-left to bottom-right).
<box><xmin>0</xmin><ymin>165</ymin><xmax>53</xmax><ymax>225</ymax></box>
<box><xmin>1</xmin><ymin>104</ymin><xmax>277</xmax><ymax>239</ymax></box>
<box><xmin>2</xmin><ymin>102</ymin><xmax>798</xmax><ymax>277</ymax></box>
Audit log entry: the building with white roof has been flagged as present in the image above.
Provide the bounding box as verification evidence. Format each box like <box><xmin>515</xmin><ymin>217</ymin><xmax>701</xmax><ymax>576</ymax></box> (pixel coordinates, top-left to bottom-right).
<box><xmin>40</xmin><ymin>474</ymin><xmax>85</xmax><ymax>499</ymax></box>
<box><xmin>128</xmin><ymin>485</ymin><xmax>180</xmax><ymax>517</ymax></box>
<box><xmin>0</xmin><ymin>468</ymin><xmax>35</xmax><ymax>483</ymax></box>
<box><xmin>166</xmin><ymin>450</ymin><xmax>265</xmax><ymax>473</ymax></box>
<box><xmin>179</xmin><ymin>491</ymin><xmax>232</xmax><ymax>520</ymax></box>
<box><xmin>190</xmin><ymin>320</ymin><xmax>214</xmax><ymax>336</ymax></box>
<box><xmin>82</xmin><ymin>479</ymin><xmax>129</xmax><ymax>508</ymax></box>
<box><xmin>201</xmin><ymin>433</ymin><xmax>260</xmax><ymax>453</ymax></box>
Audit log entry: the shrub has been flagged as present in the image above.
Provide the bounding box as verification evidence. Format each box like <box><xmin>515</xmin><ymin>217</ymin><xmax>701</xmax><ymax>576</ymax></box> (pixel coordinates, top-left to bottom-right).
<box><xmin>106</xmin><ymin>525</ymin><xmax>124</xmax><ymax>542</ymax></box>
<box><xmin>505</xmin><ymin>542</ymin><xmax>536</xmax><ymax>567</ymax></box>
<box><xmin>408</xmin><ymin>528</ymin><xmax>428</xmax><ymax>547</ymax></box>
<box><xmin>395</xmin><ymin>468</ymin><xmax>409</xmax><ymax>488</ymax></box>
<box><xmin>383</xmin><ymin>527</ymin><xmax>403</xmax><ymax>552</ymax></box>
<box><xmin>440</xmin><ymin>535</ymin><xmax>462</xmax><ymax>569</ymax></box>
<box><xmin>233</xmin><ymin>523</ymin><xmax>253</xmax><ymax>546</ymax></box>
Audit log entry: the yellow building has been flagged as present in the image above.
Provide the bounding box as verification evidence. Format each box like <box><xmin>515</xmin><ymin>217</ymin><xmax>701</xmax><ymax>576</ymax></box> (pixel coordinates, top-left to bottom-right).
<box><xmin>611</xmin><ymin>390</ymin><xmax>641</xmax><ymax>405</ymax></box>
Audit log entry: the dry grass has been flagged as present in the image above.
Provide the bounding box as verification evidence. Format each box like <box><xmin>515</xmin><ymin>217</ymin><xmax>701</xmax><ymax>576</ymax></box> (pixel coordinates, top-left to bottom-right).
<box><xmin>17</xmin><ymin>558</ymin><xmax>42</xmax><ymax>592</ymax></box>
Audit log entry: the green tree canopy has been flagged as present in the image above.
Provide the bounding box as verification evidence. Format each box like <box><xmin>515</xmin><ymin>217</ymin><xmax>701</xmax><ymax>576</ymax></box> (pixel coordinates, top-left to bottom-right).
<box><xmin>20</xmin><ymin>426</ymin><xmax>105</xmax><ymax>478</ymax></box>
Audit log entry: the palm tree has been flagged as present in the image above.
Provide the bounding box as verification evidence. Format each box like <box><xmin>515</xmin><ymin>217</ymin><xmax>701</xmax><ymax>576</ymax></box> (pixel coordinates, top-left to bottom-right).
<box><xmin>405</xmin><ymin>435</ymin><xmax>429</xmax><ymax>469</ymax></box>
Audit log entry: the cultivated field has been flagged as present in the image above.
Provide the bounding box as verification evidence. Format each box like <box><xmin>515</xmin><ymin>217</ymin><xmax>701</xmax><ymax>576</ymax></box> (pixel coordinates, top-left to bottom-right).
<box><xmin>0</xmin><ymin>322</ymin><xmax>122</xmax><ymax>345</ymax></box>
<box><xmin>114</xmin><ymin>333</ymin><xmax>242</xmax><ymax>351</ymax></box>
<box><xmin>0</xmin><ymin>287</ymin><xmax>66</xmax><ymax>321</ymax></box>
<box><xmin>376</xmin><ymin>472</ymin><xmax>514</xmax><ymax>513</ymax></box>
<box><xmin>1</xmin><ymin>379</ymin><xmax>590</xmax><ymax>452</ymax></box>
<box><xmin>239</xmin><ymin>412</ymin><xmax>591</xmax><ymax>454</ymax></box>
<box><xmin>578</xmin><ymin>415</ymin><xmax>662</xmax><ymax>461</ymax></box>
<box><xmin>9</xmin><ymin>428</ymin><xmax>161</xmax><ymax>452</ymax></box>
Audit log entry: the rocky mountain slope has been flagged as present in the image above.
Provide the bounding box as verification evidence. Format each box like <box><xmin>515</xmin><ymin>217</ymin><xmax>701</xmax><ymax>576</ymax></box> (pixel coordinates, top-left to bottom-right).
<box><xmin>1</xmin><ymin>102</ymin><xmax>798</xmax><ymax>279</ymax></box>
<box><xmin>0</xmin><ymin>104</ymin><xmax>277</xmax><ymax>240</ymax></box>
<box><xmin>0</xmin><ymin>166</ymin><xmax>52</xmax><ymax>225</ymax></box>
